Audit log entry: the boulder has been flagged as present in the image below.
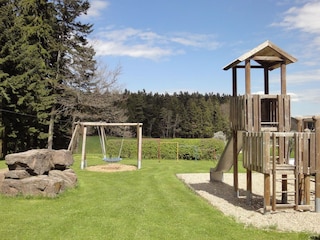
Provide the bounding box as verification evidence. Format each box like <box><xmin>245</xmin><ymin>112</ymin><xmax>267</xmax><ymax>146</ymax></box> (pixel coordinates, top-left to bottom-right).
<box><xmin>50</xmin><ymin>150</ymin><xmax>74</xmax><ymax>170</ymax></box>
<box><xmin>49</xmin><ymin>169</ymin><xmax>77</xmax><ymax>190</ymax></box>
<box><xmin>6</xmin><ymin>149</ymin><xmax>54</xmax><ymax>175</ymax></box>
<box><xmin>5</xmin><ymin>149</ymin><xmax>74</xmax><ymax>175</ymax></box>
<box><xmin>4</xmin><ymin>170</ymin><xmax>30</xmax><ymax>179</ymax></box>
<box><xmin>1</xmin><ymin>175</ymin><xmax>64</xmax><ymax>197</ymax></box>
<box><xmin>1</xmin><ymin>149</ymin><xmax>77</xmax><ymax>198</ymax></box>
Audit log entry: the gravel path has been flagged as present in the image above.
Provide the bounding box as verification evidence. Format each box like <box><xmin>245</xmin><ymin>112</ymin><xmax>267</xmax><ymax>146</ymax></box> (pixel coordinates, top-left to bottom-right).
<box><xmin>177</xmin><ymin>173</ymin><xmax>320</xmax><ymax>234</ymax></box>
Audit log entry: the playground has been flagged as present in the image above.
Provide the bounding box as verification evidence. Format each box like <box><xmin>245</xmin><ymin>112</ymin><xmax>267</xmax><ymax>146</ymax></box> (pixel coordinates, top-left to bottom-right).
<box><xmin>2</xmin><ymin>40</ymin><xmax>320</xmax><ymax>239</ymax></box>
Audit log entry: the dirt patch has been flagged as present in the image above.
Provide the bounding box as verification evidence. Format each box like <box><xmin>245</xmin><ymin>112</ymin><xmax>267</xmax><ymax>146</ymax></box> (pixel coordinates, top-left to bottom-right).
<box><xmin>86</xmin><ymin>163</ymin><xmax>137</xmax><ymax>172</ymax></box>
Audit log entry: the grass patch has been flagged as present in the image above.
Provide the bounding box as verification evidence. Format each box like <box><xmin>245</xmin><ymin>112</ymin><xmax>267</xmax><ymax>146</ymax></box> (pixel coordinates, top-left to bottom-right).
<box><xmin>0</xmin><ymin>156</ymin><xmax>310</xmax><ymax>239</ymax></box>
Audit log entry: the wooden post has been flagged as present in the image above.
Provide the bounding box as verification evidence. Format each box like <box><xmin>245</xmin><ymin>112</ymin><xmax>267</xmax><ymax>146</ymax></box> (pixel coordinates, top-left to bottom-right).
<box><xmin>247</xmin><ymin>169</ymin><xmax>252</xmax><ymax>204</ymax></box>
<box><xmin>280</xmin><ymin>63</ymin><xmax>286</xmax><ymax>95</ymax></box>
<box><xmin>245</xmin><ymin>59</ymin><xmax>251</xmax><ymax>94</ymax></box>
<box><xmin>295</xmin><ymin>117</ymin><xmax>303</xmax><ymax>132</ymax></box>
<box><xmin>232</xmin><ymin>67</ymin><xmax>237</xmax><ymax>96</ymax></box>
<box><xmin>272</xmin><ymin>133</ymin><xmax>276</xmax><ymax>211</ymax></box>
<box><xmin>264</xmin><ymin>67</ymin><xmax>269</xmax><ymax>94</ymax></box>
<box><xmin>68</xmin><ymin>124</ymin><xmax>79</xmax><ymax>151</ymax></box>
<box><xmin>304</xmin><ymin>175</ymin><xmax>310</xmax><ymax>205</ymax></box>
<box><xmin>265</xmin><ymin>174</ymin><xmax>271</xmax><ymax>213</ymax></box>
<box><xmin>233</xmin><ymin>130</ymin><xmax>239</xmax><ymax>197</ymax></box>
<box><xmin>244</xmin><ymin>60</ymin><xmax>251</xmax><ymax>201</ymax></box>
<box><xmin>81</xmin><ymin>126</ymin><xmax>87</xmax><ymax>169</ymax></box>
<box><xmin>137</xmin><ymin>123</ymin><xmax>143</xmax><ymax>169</ymax></box>
<box><xmin>100</xmin><ymin>126</ymin><xmax>107</xmax><ymax>159</ymax></box>
<box><xmin>313</xmin><ymin>116</ymin><xmax>320</xmax><ymax>212</ymax></box>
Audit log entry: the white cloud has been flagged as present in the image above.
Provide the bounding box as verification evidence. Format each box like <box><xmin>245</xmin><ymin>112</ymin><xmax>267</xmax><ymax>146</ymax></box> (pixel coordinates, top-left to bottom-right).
<box><xmin>271</xmin><ymin>2</ymin><xmax>320</xmax><ymax>75</ymax></box>
<box><xmin>274</xmin><ymin>1</ymin><xmax>320</xmax><ymax>53</ymax></box>
<box><xmin>293</xmin><ymin>88</ymin><xmax>320</xmax><ymax>103</ymax></box>
<box><xmin>93</xmin><ymin>39</ymin><xmax>176</xmax><ymax>59</ymax></box>
<box><xmin>170</xmin><ymin>32</ymin><xmax>220</xmax><ymax>50</ymax></box>
<box><xmin>96</xmin><ymin>28</ymin><xmax>164</xmax><ymax>43</ymax></box>
<box><xmin>278</xmin><ymin>1</ymin><xmax>320</xmax><ymax>34</ymax></box>
<box><xmin>287</xmin><ymin>70</ymin><xmax>320</xmax><ymax>84</ymax></box>
<box><xmin>84</xmin><ymin>0</ymin><xmax>110</xmax><ymax>18</ymax></box>
<box><xmin>288</xmin><ymin>92</ymin><xmax>299</xmax><ymax>102</ymax></box>
<box><xmin>90</xmin><ymin>27</ymin><xmax>220</xmax><ymax>60</ymax></box>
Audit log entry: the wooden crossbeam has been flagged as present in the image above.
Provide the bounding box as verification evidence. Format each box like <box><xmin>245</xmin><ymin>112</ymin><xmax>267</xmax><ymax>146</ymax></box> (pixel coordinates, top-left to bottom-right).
<box><xmin>252</xmin><ymin>56</ymin><xmax>284</xmax><ymax>62</ymax></box>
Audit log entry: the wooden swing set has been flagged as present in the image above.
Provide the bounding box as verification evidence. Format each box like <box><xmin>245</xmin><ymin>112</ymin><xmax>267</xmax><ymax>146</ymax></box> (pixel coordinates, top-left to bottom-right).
<box><xmin>68</xmin><ymin>122</ymin><xmax>143</xmax><ymax>170</ymax></box>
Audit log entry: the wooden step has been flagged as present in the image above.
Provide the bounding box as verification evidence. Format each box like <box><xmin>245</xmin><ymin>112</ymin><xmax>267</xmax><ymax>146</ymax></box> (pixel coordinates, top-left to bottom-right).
<box><xmin>276</xmin><ymin>164</ymin><xmax>295</xmax><ymax>170</ymax></box>
<box><xmin>271</xmin><ymin>204</ymin><xmax>313</xmax><ymax>211</ymax></box>
<box><xmin>274</xmin><ymin>164</ymin><xmax>296</xmax><ymax>175</ymax></box>
<box><xmin>274</xmin><ymin>203</ymin><xmax>296</xmax><ymax>209</ymax></box>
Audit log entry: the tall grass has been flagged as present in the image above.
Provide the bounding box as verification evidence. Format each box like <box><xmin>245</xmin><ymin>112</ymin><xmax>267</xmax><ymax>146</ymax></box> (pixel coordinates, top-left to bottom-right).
<box><xmin>0</xmin><ymin>144</ymin><xmax>311</xmax><ymax>239</ymax></box>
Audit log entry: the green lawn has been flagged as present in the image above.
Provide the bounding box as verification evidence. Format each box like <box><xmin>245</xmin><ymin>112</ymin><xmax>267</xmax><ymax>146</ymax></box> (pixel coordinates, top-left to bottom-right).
<box><xmin>0</xmin><ymin>155</ymin><xmax>312</xmax><ymax>240</ymax></box>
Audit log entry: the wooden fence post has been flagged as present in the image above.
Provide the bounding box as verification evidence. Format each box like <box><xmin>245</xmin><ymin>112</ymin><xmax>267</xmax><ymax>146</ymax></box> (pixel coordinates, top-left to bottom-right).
<box><xmin>313</xmin><ymin>116</ymin><xmax>320</xmax><ymax>212</ymax></box>
<box><xmin>81</xmin><ymin>126</ymin><xmax>87</xmax><ymax>170</ymax></box>
<box><xmin>137</xmin><ymin>123</ymin><xmax>143</xmax><ymax>169</ymax></box>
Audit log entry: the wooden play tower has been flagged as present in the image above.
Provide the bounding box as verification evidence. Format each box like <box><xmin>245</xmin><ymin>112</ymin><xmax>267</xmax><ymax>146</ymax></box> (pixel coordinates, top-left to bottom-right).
<box><xmin>210</xmin><ymin>40</ymin><xmax>320</xmax><ymax>213</ymax></box>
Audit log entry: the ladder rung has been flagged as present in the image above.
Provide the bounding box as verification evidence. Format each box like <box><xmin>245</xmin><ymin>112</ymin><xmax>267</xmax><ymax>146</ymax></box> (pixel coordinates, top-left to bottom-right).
<box><xmin>276</xmin><ymin>178</ymin><xmax>296</xmax><ymax>181</ymax></box>
<box><xmin>261</xmin><ymin>121</ymin><xmax>279</xmax><ymax>125</ymax></box>
<box><xmin>274</xmin><ymin>172</ymin><xmax>295</xmax><ymax>175</ymax></box>
<box><xmin>276</xmin><ymin>191</ymin><xmax>296</xmax><ymax>194</ymax></box>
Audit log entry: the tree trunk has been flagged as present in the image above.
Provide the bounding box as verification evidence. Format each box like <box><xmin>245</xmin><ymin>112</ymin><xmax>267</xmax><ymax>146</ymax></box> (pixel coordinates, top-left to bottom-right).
<box><xmin>47</xmin><ymin>106</ymin><xmax>56</xmax><ymax>150</ymax></box>
<box><xmin>0</xmin><ymin>98</ymin><xmax>5</xmax><ymax>158</ymax></box>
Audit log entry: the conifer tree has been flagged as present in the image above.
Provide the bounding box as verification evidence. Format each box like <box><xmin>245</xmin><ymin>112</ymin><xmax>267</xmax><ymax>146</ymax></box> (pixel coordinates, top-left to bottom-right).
<box><xmin>0</xmin><ymin>0</ymin><xmax>97</xmax><ymax>153</ymax></box>
<box><xmin>0</xmin><ymin>0</ymin><xmax>57</xmax><ymax>153</ymax></box>
<box><xmin>47</xmin><ymin>0</ymin><xmax>96</xmax><ymax>149</ymax></box>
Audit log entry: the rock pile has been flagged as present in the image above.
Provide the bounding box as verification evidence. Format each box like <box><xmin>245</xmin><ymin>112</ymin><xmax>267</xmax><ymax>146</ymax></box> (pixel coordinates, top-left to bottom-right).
<box><xmin>0</xmin><ymin>149</ymin><xmax>77</xmax><ymax>197</ymax></box>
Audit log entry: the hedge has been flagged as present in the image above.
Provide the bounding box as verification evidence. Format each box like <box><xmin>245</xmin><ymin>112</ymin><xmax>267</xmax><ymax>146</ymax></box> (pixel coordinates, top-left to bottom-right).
<box><xmin>76</xmin><ymin>136</ymin><xmax>226</xmax><ymax>161</ymax></box>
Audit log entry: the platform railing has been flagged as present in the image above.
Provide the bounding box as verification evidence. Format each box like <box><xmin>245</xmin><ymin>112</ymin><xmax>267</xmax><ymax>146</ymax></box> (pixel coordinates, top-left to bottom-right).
<box><xmin>242</xmin><ymin>131</ymin><xmax>316</xmax><ymax>174</ymax></box>
<box><xmin>230</xmin><ymin>94</ymin><xmax>291</xmax><ymax>132</ymax></box>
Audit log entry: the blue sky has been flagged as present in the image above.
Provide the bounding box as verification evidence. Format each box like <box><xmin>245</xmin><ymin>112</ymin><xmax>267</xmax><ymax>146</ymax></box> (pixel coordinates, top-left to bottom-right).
<box><xmin>81</xmin><ymin>0</ymin><xmax>320</xmax><ymax>117</ymax></box>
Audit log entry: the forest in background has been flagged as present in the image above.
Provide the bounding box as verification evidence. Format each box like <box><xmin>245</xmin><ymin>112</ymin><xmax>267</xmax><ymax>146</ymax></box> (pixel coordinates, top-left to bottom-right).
<box><xmin>123</xmin><ymin>90</ymin><xmax>231</xmax><ymax>138</ymax></box>
<box><xmin>0</xmin><ymin>1</ymin><xmax>231</xmax><ymax>156</ymax></box>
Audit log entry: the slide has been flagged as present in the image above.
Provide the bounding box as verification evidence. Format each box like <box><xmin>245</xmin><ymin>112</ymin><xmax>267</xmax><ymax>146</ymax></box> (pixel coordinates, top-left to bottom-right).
<box><xmin>210</xmin><ymin>131</ymin><xmax>243</xmax><ymax>182</ymax></box>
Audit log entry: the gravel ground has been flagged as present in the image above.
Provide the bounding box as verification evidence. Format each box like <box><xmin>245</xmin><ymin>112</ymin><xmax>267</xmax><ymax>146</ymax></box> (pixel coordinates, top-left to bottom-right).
<box><xmin>177</xmin><ymin>173</ymin><xmax>320</xmax><ymax>234</ymax></box>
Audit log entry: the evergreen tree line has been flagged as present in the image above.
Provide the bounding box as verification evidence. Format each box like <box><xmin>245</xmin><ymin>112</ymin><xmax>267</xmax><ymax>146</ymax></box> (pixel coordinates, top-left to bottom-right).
<box><xmin>123</xmin><ymin>90</ymin><xmax>231</xmax><ymax>138</ymax></box>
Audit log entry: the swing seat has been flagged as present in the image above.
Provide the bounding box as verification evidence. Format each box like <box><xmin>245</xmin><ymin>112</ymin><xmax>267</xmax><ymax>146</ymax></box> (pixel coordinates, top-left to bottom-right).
<box><xmin>103</xmin><ymin>157</ymin><xmax>122</xmax><ymax>163</ymax></box>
